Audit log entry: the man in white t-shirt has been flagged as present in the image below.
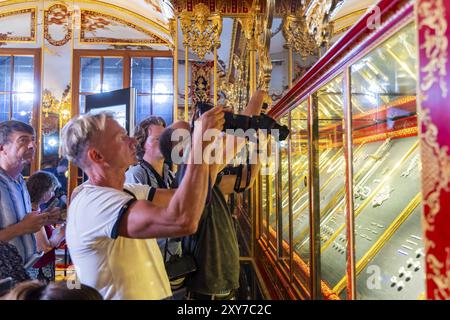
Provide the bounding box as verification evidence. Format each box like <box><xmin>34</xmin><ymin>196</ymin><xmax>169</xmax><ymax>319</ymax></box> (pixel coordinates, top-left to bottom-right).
<box><xmin>61</xmin><ymin>107</ymin><xmax>224</xmax><ymax>300</ymax></box>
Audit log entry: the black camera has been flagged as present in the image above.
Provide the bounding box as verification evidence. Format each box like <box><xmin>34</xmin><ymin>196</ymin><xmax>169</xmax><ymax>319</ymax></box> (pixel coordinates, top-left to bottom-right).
<box><xmin>196</xmin><ymin>102</ymin><xmax>290</xmax><ymax>141</ymax></box>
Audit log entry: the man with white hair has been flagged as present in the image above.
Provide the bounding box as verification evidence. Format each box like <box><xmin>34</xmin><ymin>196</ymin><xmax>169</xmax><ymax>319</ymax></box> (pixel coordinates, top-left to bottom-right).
<box><xmin>62</xmin><ymin>107</ymin><xmax>224</xmax><ymax>300</ymax></box>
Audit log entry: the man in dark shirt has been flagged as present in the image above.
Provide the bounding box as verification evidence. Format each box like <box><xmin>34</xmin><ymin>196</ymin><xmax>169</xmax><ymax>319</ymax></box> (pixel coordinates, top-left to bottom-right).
<box><xmin>160</xmin><ymin>90</ymin><xmax>267</xmax><ymax>299</ymax></box>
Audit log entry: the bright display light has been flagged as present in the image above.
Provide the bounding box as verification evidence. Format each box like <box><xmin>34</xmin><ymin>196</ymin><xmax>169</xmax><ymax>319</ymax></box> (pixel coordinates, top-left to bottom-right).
<box><xmin>48</xmin><ymin>138</ymin><xmax>58</xmax><ymax>147</ymax></box>
<box><xmin>154</xmin><ymin>83</ymin><xmax>169</xmax><ymax>103</ymax></box>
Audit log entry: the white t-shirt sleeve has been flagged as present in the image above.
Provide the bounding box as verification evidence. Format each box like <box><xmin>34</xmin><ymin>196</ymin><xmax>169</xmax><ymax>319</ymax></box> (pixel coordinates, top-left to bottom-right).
<box><xmin>123</xmin><ymin>183</ymin><xmax>154</xmax><ymax>201</ymax></box>
<box><xmin>73</xmin><ymin>187</ymin><xmax>136</xmax><ymax>240</ymax></box>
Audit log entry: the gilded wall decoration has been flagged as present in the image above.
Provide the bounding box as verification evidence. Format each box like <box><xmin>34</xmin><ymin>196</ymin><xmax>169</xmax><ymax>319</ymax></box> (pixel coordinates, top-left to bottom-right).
<box><xmin>418</xmin><ymin>0</ymin><xmax>450</xmax><ymax>299</ymax></box>
<box><xmin>80</xmin><ymin>10</ymin><xmax>168</xmax><ymax>45</ymax></box>
<box><xmin>173</xmin><ymin>0</ymin><xmax>253</xmax><ymax>15</ymax></box>
<box><xmin>42</xmin><ymin>85</ymin><xmax>71</xmax><ymax>127</ymax></box>
<box><xmin>283</xmin><ymin>13</ymin><xmax>317</xmax><ymax>60</ymax></box>
<box><xmin>0</xmin><ymin>32</ymin><xmax>12</xmax><ymax>46</ymax></box>
<box><xmin>219</xmin><ymin>54</ymin><xmax>248</xmax><ymax>111</ymax></box>
<box><xmin>180</xmin><ymin>3</ymin><xmax>222</xmax><ymax>60</ymax></box>
<box><xmin>418</xmin><ymin>0</ymin><xmax>448</xmax><ymax>99</ymax></box>
<box><xmin>108</xmin><ymin>45</ymin><xmax>156</xmax><ymax>50</ymax></box>
<box><xmin>191</xmin><ymin>61</ymin><xmax>213</xmax><ymax>104</ymax></box>
<box><xmin>0</xmin><ymin>8</ymin><xmax>36</xmax><ymax>42</ymax></box>
<box><xmin>44</xmin><ymin>4</ymin><xmax>72</xmax><ymax>47</ymax></box>
<box><xmin>305</xmin><ymin>0</ymin><xmax>337</xmax><ymax>47</ymax></box>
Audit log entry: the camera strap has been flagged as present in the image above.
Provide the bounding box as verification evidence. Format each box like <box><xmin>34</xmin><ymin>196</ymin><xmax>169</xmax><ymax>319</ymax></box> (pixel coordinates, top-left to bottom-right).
<box><xmin>233</xmin><ymin>144</ymin><xmax>252</xmax><ymax>193</ymax></box>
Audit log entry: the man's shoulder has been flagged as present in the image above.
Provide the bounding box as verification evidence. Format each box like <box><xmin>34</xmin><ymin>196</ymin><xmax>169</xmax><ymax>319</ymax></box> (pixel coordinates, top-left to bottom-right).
<box><xmin>72</xmin><ymin>184</ymin><xmax>129</xmax><ymax>203</ymax></box>
<box><xmin>123</xmin><ymin>183</ymin><xmax>150</xmax><ymax>200</ymax></box>
<box><xmin>126</xmin><ymin>164</ymin><xmax>147</xmax><ymax>176</ymax></box>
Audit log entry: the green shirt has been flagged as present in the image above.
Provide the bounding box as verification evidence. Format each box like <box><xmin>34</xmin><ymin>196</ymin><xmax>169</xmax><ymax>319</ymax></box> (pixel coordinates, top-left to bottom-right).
<box><xmin>185</xmin><ymin>185</ymin><xmax>240</xmax><ymax>294</ymax></box>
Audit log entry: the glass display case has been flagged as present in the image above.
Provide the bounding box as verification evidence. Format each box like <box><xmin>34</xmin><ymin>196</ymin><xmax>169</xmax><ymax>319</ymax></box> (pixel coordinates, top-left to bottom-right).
<box><xmin>289</xmin><ymin>101</ymin><xmax>310</xmax><ymax>285</ymax></box>
<box><xmin>255</xmin><ymin>0</ymin><xmax>423</xmax><ymax>299</ymax></box>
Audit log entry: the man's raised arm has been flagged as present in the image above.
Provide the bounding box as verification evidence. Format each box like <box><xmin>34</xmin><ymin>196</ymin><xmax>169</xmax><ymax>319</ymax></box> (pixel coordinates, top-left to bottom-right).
<box><xmin>118</xmin><ymin>106</ymin><xmax>224</xmax><ymax>239</ymax></box>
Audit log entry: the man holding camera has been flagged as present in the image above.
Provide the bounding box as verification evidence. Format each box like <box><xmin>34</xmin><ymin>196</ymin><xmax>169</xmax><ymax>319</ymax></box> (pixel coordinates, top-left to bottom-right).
<box><xmin>159</xmin><ymin>90</ymin><xmax>275</xmax><ymax>300</ymax></box>
<box><xmin>62</xmin><ymin>107</ymin><xmax>224</xmax><ymax>299</ymax></box>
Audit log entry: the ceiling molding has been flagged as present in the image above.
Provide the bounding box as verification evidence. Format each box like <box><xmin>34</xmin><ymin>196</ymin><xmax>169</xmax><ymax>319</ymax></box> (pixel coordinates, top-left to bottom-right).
<box><xmin>0</xmin><ymin>0</ymin><xmax>170</xmax><ymax>36</ymax></box>
<box><xmin>82</xmin><ymin>0</ymin><xmax>169</xmax><ymax>35</ymax></box>
<box><xmin>79</xmin><ymin>9</ymin><xmax>169</xmax><ymax>46</ymax></box>
<box><xmin>0</xmin><ymin>7</ymin><xmax>36</xmax><ymax>43</ymax></box>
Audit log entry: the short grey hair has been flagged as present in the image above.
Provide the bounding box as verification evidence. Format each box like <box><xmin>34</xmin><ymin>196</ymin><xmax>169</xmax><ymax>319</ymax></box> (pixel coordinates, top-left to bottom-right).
<box><xmin>61</xmin><ymin>112</ymin><xmax>114</xmax><ymax>168</ymax></box>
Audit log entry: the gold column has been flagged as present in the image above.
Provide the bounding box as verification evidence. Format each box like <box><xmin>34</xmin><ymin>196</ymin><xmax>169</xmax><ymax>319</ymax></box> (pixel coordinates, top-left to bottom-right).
<box><xmin>249</xmin><ymin>45</ymin><xmax>257</xmax><ymax>95</ymax></box>
<box><xmin>238</xmin><ymin>14</ymin><xmax>257</xmax><ymax>94</ymax></box>
<box><xmin>288</xmin><ymin>46</ymin><xmax>293</xmax><ymax>88</ymax></box>
<box><xmin>214</xmin><ymin>46</ymin><xmax>218</xmax><ymax>106</ymax></box>
<box><xmin>170</xmin><ymin>18</ymin><xmax>179</xmax><ymax>121</ymax></box>
<box><xmin>308</xmin><ymin>93</ymin><xmax>321</xmax><ymax>299</ymax></box>
<box><xmin>184</xmin><ymin>46</ymin><xmax>189</xmax><ymax>121</ymax></box>
<box><xmin>343</xmin><ymin>67</ymin><xmax>356</xmax><ymax>299</ymax></box>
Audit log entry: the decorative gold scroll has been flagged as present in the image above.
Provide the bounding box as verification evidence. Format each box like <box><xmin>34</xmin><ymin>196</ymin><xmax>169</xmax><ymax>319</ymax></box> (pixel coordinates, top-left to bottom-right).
<box><xmin>80</xmin><ymin>10</ymin><xmax>168</xmax><ymax>45</ymax></box>
<box><xmin>418</xmin><ymin>0</ymin><xmax>448</xmax><ymax>99</ymax></box>
<box><xmin>179</xmin><ymin>3</ymin><xmax>222</xmax><ymax>60</ymax></box>
<box><xmin>282</xmin><ymin>13</ymin><xmax>317</xmax><ymax>60</ymax></box>
<box><xmin>44</xmin><ymin>4</ymin><xmax>72</xmax><ymax>47</ymax></box>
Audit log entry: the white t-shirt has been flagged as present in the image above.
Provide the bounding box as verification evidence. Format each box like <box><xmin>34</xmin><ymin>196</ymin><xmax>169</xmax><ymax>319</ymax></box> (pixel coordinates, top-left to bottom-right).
<box><xmin>66</xmin><ymin>183</ymin><xmax>171</xmax><ymax>300</ymax></box>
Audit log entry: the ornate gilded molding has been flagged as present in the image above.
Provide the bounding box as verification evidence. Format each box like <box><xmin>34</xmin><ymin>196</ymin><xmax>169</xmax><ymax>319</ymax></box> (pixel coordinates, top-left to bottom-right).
<box><xmin>418</xmin><ymin>0</ymin><xmax>448</xmax><ymax>99</ymax></box>
<box><xmin>417</xmin><ymin>0</ymin><xmax>450</xmax><ymax>300</ymax></box>
<box><xmin>256</xmin><ymin>0</ymin><xmax>274</xmax><ymax>93</ymax></box>
<box><xmin>282</xmin><ymin>13</ymin><xmax>317</xmax><ymax>60</ymax></box>
<box><xmin>168</xmin><ymin>17</ymin><xmax>177</xmax><ymax>50</ymax></box>
<box><xmin>420</xmin><ymin>109</ymin><xmax>450</xmax><ymax>229</ymax></box>
<box><xmin>281</xmin><ymin>0</ymin><xmax>342</xmax><ymax>59</ymax></box>
<box><xmin>80</xmin><ymin>10</ymin><xmax>168</xmax><ymax>45</ymax></box>
<box><xmin>179</xmin><ymin>3</ymin><xmax>222</xmax><ymax>60</ymax></box>
<box><xmin>44</xmin><ymin>4</ymin><xmax>72</xmax><ymax>47</ymax></box>
<box><xmin>305</xmin><ymin>0</ymin><xmax>340</xmax><ymax>48</ymax></box>
<box><xmin>173</xmin><ymin>0</ymin><xmax>253</xmax><ymax>16</ymax></box>
<box><xmin>42</xmin><ymin>85</ymin><xmax>71</xmax><ymax>126</ymax></box>
<box><xmin>0</xmin><ymin>7</ymin><xmax>36</xmax><ymax>42</ymax></box>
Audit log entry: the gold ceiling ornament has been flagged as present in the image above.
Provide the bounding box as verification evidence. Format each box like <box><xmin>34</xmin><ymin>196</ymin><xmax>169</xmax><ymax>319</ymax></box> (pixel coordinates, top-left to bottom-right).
<box><xmin>179</xmin><ymin>3</ymin><xmax>222</xmax><ymax>60</ymax></box>
<box><xmin>238</xmin><ymin>11</ymin><xmax>257</xmax><ymax>50</ymax></box>
<box><xmin>305</xmin><ymin>0</ymin><xmax>342</xmax><ymax>48</ymax></box>
<box><xmin>282</xmin><ymin>13</ymin><xmax>317</xmax><ymax>60</ymax></box>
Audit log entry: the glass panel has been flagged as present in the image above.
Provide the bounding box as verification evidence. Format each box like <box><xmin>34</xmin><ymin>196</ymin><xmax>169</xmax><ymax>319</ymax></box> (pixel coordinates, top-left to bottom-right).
<box><xmin>279</xmin><ymin>115</ymin><xmax>290</xmax><ymax>253</ymax></box>
<box><xmin>79</xmin><ymin>95</ymin><xmax>86</xmax><ymax>114</ymax></box>
<box><xmin>0</xmin><ymin>56</ymin><xmax>11</xmax><ymax>92</ymax></box>
<box><xmin>261</xmin><ymin>174</ymin><xmax>268</xmax><ymax>237</ymax></box>
<box><xmin>13</xmin><ymin>56</ymin><xmax>34</xmax><ymax>93</ymax></box>
<box><xmin>80</xmin><ymin>57</ymin><xmax>101</xmax><ymax>93</ymax></box>
<box><xmin>350</xmin><ymin>23</ymin><xmax>423</xmax><ymax>300</ymax></box>
<box><xmin>0</xmin><ymin>94</ymin><xmax>9</xmax><ymax>121</ymax></box>
<box><xmin>153</xmin><ymin>57</ymin><xmax>173</xmax><ymax>94</ymax></box>
<box><xmin>152</xmin><ymin>94</ymin><xmax>173</xmax><ymax>125</ymax></box>
<box><xmin>136</xmin><ymin>95</ymin><xmax>151</xmax><ymax>125</ymax></box>
<box><xmin>41</xmin><ymin>131</ymin><xmax>60</xmax><ymax>162</ymax></box>
<box><xmin>131</xmin><ymin>58</ymin><xmax>151</xmax><ymax>94</ymax></box>
<box><xmin>12</xmin><ymin>93</ymin><xmax>33</xmax><ymax>124</ymax></box>
<box><xmin>103</xmin><ymin>57</ymin><xmax>123</xmax><ymax>92</ymax></box>
<box><xmin>295</xmin><ymin>75</ymin><xmax>345</xmax><ymax>289</ymax></box>
<box><xmin>268</xmin><ymin>136</ymin><xmax>277</xmax><ymax>245</ymax></box>
<box><xmin>290</xmin><ymin>101</ymin><xmax>310</xmax><ymax>276</ymax></box>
